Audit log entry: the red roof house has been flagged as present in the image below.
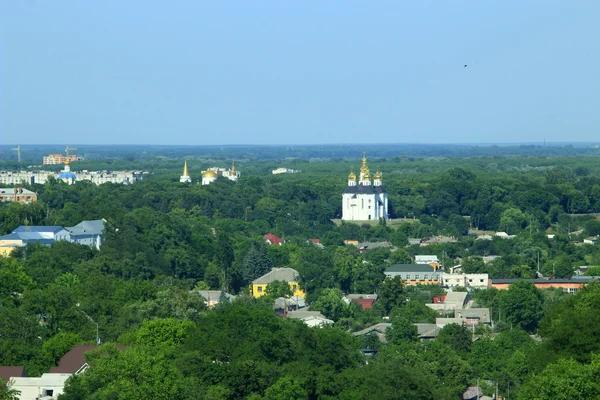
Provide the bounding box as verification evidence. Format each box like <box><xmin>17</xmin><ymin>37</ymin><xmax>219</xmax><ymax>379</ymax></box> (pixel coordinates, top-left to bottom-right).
<box><xmin>263</xmin><ymin>233</ymin><xmax>284</xmax><ymax>246</ymax></box>
<box><xmin>50</xmin><ymin>345</ymin><xmax>98</xmax><ymax>374</ymax></box>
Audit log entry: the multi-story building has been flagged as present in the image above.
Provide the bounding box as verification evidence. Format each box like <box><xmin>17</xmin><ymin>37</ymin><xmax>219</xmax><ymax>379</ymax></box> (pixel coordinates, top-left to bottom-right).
<box><xmin>43</xmin><ymin>154</ymin><xmax>84</xmax><ymax>165</ymax></box>
<box><xmin>384</xmin><ymin>264</ymin><xmax>442</xmax><ymax>285</ymax></box>
<box><xmin>0</xmin><ymin>169</ymin><xmax>146</xmax><ymax>186</ymax></box>
<box><xmin>0</xmin><ymin>187</ymin><xmax>37</xmax><ymax>204</ymax></box>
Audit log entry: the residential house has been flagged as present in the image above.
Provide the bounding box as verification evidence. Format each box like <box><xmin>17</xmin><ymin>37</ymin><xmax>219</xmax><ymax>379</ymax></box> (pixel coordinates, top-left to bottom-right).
<box><xmin>415</xmin><ymin>323</ymin><xmax>440</xmax><ymax>339</ymax></box>
<box><xmin>286</xmin><ymin>310</ymin><xmax>333</xmax><ymax>327</ymax></box>
<box><xmin>462</xmin><ymin>386</ymin><xmax>493</xmax><ymax>400</ymax></box>
<box><xmin>274</xmin><ymin>296</ymin><xmax>305</xmax><ymax>314</ymax></box>
<box><xmin>352</xmin><ymin>323</ymin><xmax>392</xmax><ymax>343</ymax></box>
<box><xmin>436</xmin><ymin>308</ymin><xmax>491</xmax><ymax>328</ymax></box>
<box><xmin>423</xmin><ymin>236</ymin><xmax>457</xmax><ymax>245</ymax></box>
<box><xmin>384</xmin><ymin>264</ymin><xmax>442</xmax><ymax>285</ymax></box>
<box><xmin>491</xmin><ymin>276</ymin><xmax>597</xmax><ymax>294</ymax></box>
<box><xmin>358</xmin><ymin>241</ymin><xmax>391</xmax><ymax>253</ymax></box>
<box><xmin>0</xmin><ymin>187</ymin><xmax>37</xmax><ymax>204</ymax></box>
<box><xmin>344</xmin><ymin>294</ymin><xmax>378</xmax><ymax>310</ymax></box>
<box><xmin>307</xmin><ymin>238</ymin><xmax>325</xmax><ymax>249</ymax></box>
<box><xmin>442</xmin><ymin>273</ymin><xmax>489</xmax><ymax>289</ymax></box>
<box><xmin>495</xmin><ymin>231</ymin><xmax>515</xmax><ymax>239</ymax></box>
<box><xmin>196</xmin><ymin>290</ymin><xmax>236</xmax><ymax>308</ymax></box>
<box><xmin>50</xmin><ymin>345</ymin><xmax>99</xmax><ymax>375</ymax></box>
<box><xmin>66</xmin><ymin>219</ymin><xmax>105</xmax><ymax>250</ymax></box>
<box><xmin>584</xmin><ymin>236</ymin><xmax>598</xmax><ymax>245</ymax></box>
<box><xmin>263</xmin><ymin>233</ymin><xmax>284</xmax><ymax>246</ymax></box>
<box><xmin>575</xmin><ymin>266</ymin><xmax>592</xmax><ymax>276</ymax></box>
<box><xmin>251</xmin><ymin>267</ymin><xmax>304</xmax><ymax>298</ymax></box>
<box><xmin>344</xmin><ymin>239</ymin><xmax>359</xmax><ymax>246</ymax></box>
<box><xmin>427</xmin><ymin>292</ymin><xmax>470</xmax><ymax>313</ymax></box>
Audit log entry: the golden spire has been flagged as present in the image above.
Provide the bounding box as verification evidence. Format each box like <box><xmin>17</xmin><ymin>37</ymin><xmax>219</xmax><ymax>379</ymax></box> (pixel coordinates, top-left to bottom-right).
<box><xmin>374</xmin><ymin>170</ymin><xmax>381</xmax><ymax>180</ymax></box>
<box><xmin>360</xmin><ymin>153</ymin><xmax>369</xmax><ymax>174</ymax></box>
<box><xmin>183</xmin><ymin>160</ymin><xmax>189</xmax><ymax>177</ymax></box>
<box><xmin>231</xmin><ymin>160</ymin><xmax>236</xmax><ymax>174</ymax></box>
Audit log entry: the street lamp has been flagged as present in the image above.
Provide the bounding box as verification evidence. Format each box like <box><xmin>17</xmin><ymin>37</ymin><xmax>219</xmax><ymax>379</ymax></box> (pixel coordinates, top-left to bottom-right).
<box><xmin>76</xmin><ymin>303</ymin><xmax>99</xmax><ymax>345</ymax></box>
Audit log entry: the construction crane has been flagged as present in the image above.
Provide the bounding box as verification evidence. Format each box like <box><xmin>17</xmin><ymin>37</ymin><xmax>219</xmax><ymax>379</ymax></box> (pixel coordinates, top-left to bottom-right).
<box><xmin>11</xmin><ymin>145</ymin><xmax>21</xmax><ymax>163</ymax></box>
<box><xmin>65</xmin><ymin>145</ymin><xmax>77</xmax><ymax>158</ymax></box>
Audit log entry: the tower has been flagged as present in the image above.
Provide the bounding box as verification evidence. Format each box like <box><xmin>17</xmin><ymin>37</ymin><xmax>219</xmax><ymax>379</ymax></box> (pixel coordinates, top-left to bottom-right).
<box><xmin>180</xmin><ymin>161</ymin><xmax>191</xmax><ymax>183</ymax></box>
<box><xmin>348</xmin><ymin>171</ymin><xmax>357</xmax><ymax>186</ymax></box>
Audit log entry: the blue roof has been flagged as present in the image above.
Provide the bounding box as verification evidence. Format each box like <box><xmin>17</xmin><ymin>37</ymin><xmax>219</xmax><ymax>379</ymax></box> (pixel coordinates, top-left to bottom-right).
<box><xmin>58</xmin><ymin>172</ymin><xmax>77</xmax><ymax>179</ymax></box>
<box><xmin>0</xmin><ymin>233</ymin><xmax>22</xmax><ymax>241</ymax></box>
<box><xmin>14</xmin><ymin>226</ymin><xmax>65</xmax><ymax>233</ymax></box>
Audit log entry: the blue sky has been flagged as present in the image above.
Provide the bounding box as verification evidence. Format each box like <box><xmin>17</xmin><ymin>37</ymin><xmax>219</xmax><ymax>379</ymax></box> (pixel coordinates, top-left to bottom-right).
<box><xmin>1</xmin><ymin>1</ymin><xmax>599</xmax><ymax>145</ymax></box>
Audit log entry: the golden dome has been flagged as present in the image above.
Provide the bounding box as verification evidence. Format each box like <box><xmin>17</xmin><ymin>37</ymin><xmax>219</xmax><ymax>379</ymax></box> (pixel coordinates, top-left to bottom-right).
<box><xmin>202</xmin><ymin>169</ymin><xmax>217</xmax><ymax>178</ymax></box>
<box><xmin>363</xmin><ymin>171</ymin><xmax>371</xmax><ymax>180</ymax></box>
<box><xmin>64</xmin><ymin>159</ymin><xmax>71</xmax><ymax>166</ymax></box>
<box><xmin>374</xmin><ymin>171</ymin><xmax>381</xmax><ymax>180</ymax></box>
<box><xmin>348</xmin><ymin>171</ymin><xmax>357</xmax><ymax>180</ymax></box>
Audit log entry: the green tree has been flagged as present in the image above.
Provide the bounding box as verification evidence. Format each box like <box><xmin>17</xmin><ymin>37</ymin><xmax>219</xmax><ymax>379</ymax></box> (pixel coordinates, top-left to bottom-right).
<box><xmin>378</xmin><ymin>276</ymin><xmax>406</xmax><ymax>314</ymax></box>
<box><xmin>0</xmin><ymin>378</ymin><xmax>20</xmax><ymax>400</ymax></box>
<box><xmin>437</xmin><ymin>323</ymin><xmax>472</xmax><ymax>353</ymax></box>
<box><xmin>265</xmin><ymin>280</ymin><xmax>293</xmax><ymax>300</ymax></box>
<box><xmin>500</xmin><ymin>280</ymin><xmax>543</xmax><ymax>332</ymax></box>
<box><xmin>242</xmin><ymin>243</ymin><xmax>274</xmax><ymax>283</ymax></box>
<box><xmin>385</xmin><ymin>316</ymin><xmax>418</xmax><ymax>344</ymax></box>
<box><xmin>136</xmin><ymin>318</ymin><xmax>194</xmax><ymax>348</ymax></box>
<box><xmin>263</xmin><ymin>376</ymin><xmax>308</xmax><ymax>400</ymax></box>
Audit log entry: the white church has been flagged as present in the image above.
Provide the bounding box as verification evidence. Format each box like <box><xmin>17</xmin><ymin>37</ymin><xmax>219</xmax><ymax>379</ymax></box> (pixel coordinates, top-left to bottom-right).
<box><xmin>342</xmin><ymin>156</ymin><xmax>389</xmax><ymax>221</ymax></box>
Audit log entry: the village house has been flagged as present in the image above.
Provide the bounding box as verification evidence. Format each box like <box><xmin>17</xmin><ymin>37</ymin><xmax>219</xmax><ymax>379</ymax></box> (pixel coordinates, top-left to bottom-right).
<box><xmin>251</xmin><ymin>267</ymin><xmax>304</xmax><ymax>298</ymax></box>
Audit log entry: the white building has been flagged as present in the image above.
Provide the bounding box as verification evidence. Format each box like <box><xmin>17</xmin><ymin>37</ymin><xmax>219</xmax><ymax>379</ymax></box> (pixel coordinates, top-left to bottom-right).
<box><xmin>201</xmin><ymin>162</ymin><xmax>239</xmax><ymax>185</ymax></box>
<box><xmin>272</xmin><ymin>168</ymin><xmax>301</xmax><ymax>174</ymax></box>
<box><xmin>180</xmin><ymin>161</ymin><xmax>191</xmax><ymax>183</ymax></box>
<box><xmin>10</xmin><ymin>373</ymin><xmax>71</xmax><ymax>400</ymax></box>
<box><xmin>0</xmin><ymin>169</ymin><xmax>145</xmax><ymax>186</ymax></box>
<box><xmin>342</xmin><ymin>156</ymin><xmax>388</xmax><ymax>221</ymax></box>
<box><xmin>442</xmin><ymin>273</ymin><xmax>489</xmax><ymax>289</ymax></box>
<box><xmin>415</xmin><ymin>255</ymin><xmax>440</xmax><ymax>265</ymax></box>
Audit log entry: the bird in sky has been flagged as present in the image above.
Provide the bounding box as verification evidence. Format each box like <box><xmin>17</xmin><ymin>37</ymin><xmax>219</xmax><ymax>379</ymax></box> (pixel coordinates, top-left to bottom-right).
<box><xmin>464</xmin><ymin>64</ymin><xmax>467</xmax><ymax>68</ymax></box>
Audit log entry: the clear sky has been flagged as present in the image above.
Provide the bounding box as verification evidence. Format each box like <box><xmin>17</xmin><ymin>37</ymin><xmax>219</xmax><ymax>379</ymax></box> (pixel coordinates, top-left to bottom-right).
<box><xmin>1</xmin><ymin>1</ymin><xmax>599</xmax><ymax>145</ymax></box>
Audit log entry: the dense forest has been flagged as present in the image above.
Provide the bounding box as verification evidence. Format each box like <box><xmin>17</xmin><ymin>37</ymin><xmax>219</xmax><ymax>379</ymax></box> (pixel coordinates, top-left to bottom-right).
<box><xmin>2</xmin><ymin>149</ymin><xmax>600</xmax><ymax>399</ymax></box>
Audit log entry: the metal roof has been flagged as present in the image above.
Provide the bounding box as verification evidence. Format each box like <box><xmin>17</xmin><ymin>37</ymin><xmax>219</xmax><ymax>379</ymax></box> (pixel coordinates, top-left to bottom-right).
<box><xmin>385</xmin><ymin>264</ymin><xmax>438</xmax><ymax>273</ymax></box>
<box><xmin>252</xmin><ymin>267</ymin><xmax>299</xmax><ymax>284</ymax></box>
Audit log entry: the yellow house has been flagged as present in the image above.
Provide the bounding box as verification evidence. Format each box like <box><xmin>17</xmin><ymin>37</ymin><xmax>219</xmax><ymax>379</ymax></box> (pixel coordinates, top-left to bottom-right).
<box><xmin>0</xmin><ymin>239</ymin><xmax>24</xmax><ymax>257</ymax></box>
<box><xmin>251</xmin><ymin>267</ymin><xmax>305</xmax><ymax>298</ymax></box>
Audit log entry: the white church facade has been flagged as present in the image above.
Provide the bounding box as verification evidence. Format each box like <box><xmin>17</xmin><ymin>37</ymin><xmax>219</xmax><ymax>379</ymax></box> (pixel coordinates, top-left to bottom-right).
<box><xmin>342</xmin><ymin>156</ymin><xmax>389</xmax><ymax>221</ymax></box>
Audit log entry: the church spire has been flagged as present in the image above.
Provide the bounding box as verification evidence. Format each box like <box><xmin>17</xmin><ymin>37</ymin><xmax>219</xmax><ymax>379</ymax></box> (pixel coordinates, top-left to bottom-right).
<box><xmin>180</xmin><ymin>161</ymin><xmax>191</xmax><ymax>183</ymax></box>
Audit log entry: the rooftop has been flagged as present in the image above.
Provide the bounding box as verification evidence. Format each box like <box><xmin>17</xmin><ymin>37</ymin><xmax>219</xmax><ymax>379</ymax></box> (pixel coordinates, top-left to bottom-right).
<box><xmin>0</xmin><ymin>366</ymin><xmax>26</xmax><ymax>381</ymax></box>
<box><xmin>385</xmin><ymin>264</ymin><xmax>438</xmax><ymax>273</ymax></box>
<box><xmin>252</xmin><ymin>267</ymin><xmax>300</xmax><ymax>284</ymax></box>
<box><xmin>50</xmin><ymin>345</ymin><xmax>98</xmax><ymax>374</ymax></box>
<box><xmin>67</xmin><ymin>219</ymin><xmax>105</xmax><ymax>236</ymax></box>
<box><xmin>13</xmin><ymin>226</ymin><xmax>65</xmax><ymax>233</ymax></box>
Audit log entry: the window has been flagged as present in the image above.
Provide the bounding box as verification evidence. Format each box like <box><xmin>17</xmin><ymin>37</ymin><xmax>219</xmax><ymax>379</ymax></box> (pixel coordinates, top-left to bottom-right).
<box><xmin>415</xmin><ymin>274</ymin><xmax>420</xmax><ymax>280</ymax></box>
<box><xmin>424</xmin><ymin>274</ymin><xmax>429</xmax><ymax>280</ymax></box>
<box><xmin>43</xmin><ymin>390</ymin><xmax>54</xmax><ymax>396</ymax></box>
<box><xmin>257</xmin><ymin>286</ymin><xmax>263</xmax><ymax>293</ymax></box>
<box><xmin>468</xmin><ymin>279</ymin><xmax>473</xmax><ymax>283</ymax></box>
<box><xmin>480</xmin><ymin>279</ymin><xmax>484</xmax><ymax>283</ymax></box>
